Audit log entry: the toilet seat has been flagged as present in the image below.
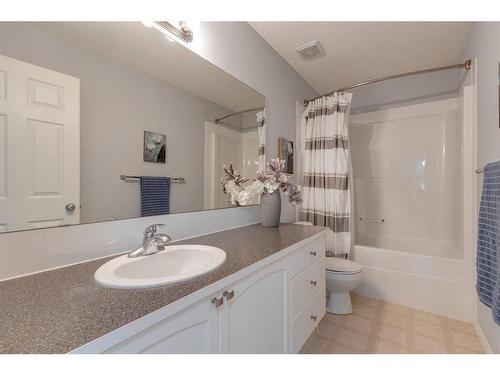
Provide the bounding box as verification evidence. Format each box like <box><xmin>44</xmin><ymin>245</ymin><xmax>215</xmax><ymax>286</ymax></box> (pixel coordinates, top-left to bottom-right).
<box><xmin>326</xmin><ymin>257</ymin><xmax>362</xmax><ymax>275</ymax></box>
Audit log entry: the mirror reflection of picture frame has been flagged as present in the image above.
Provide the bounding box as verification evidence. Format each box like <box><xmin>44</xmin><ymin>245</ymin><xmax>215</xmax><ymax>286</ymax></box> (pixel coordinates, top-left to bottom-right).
<box><xmin>144</xmin><ymin>131</ymin><xmax>166</xmax><ymax>163</ymax></box>
<box><xmin>278</xmin><ymin>137</ymin><xmax>294</xmax><ymax>174</ymax></box>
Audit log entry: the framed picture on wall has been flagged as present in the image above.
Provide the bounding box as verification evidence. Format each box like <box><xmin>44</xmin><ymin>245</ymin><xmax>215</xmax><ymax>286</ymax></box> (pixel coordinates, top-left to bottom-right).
<box><xmin>143</xmin><ymin>131</ymin><xmax>166</xmax><ymax>163</ymax></box>
<box><xmin>278</xmin><ymin>137</ymin><xmax>294</xmax><ymax>174</ymax></box>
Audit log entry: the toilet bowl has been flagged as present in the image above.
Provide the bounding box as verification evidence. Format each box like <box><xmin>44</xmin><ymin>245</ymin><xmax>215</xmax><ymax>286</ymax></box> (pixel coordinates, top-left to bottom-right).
<box><xmin>325</xmin><ymin>257</ymin><xmax>363</xmax><ymax>314</ymax></box>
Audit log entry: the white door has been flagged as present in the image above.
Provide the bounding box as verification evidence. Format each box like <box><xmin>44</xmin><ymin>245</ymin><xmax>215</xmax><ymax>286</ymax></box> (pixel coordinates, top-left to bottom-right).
<box><xmin>0</xmin><ymin>54</ymin><xmax>80</xmax><ymax>232</ymax></box>
<box><xmin>220</xmin><ymin>257</ymin><xmax>290</xmax><ymax>353</ymax></box>
<box><xmin>204</xmin><ymin>122</ymin><xmax>243</xmax><ymax>209</ymax></box>
<box><xmin>102</xmin><ymin>294</ymin><xmax>220</xmax><ymax>354</ymax></box>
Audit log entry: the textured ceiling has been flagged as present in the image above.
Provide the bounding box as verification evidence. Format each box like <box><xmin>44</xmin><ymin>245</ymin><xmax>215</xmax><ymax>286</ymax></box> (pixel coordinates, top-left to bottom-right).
<box><xmin>249</xmin><ymin>22</ymin><xmax>472</xmax><ymax>96</ymax></box>
<box><xmin>37</xmin><ymin>22</ymin><xmax>264</xmax><ymax>112</ymax></box>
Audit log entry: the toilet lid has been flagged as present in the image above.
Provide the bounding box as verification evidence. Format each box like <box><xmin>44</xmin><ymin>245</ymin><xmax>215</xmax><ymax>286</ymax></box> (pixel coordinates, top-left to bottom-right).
<box><xmin>326</xmin><ymin>257</ymin><xmax>362</xmax><ymax>274</ymax></box>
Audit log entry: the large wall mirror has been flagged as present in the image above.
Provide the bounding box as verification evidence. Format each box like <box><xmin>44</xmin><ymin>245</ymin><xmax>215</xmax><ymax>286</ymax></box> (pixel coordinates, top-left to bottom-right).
<box><xmin>0</xmin><ymin>22</ymin><xmax>266</xmax><ymax>233</ymax></box>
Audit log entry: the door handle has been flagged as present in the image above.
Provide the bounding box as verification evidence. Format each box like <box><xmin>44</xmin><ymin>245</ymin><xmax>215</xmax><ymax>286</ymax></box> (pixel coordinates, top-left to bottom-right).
<box><xmin>223</xmin><ymin>290</ymin><xmax>235</xmax><ymax>301</ymax></box>
<box><xmin>65</xmin><ymin>203</ymin><xmax>76</xmax><ymax>212</ymax></box>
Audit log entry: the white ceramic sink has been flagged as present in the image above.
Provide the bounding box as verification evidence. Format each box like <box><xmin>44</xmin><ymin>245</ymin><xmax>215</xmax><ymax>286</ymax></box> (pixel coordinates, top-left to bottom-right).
<box><xmin>94</xmin><ymin>245</ymin><xmax>226</xmax><ymax>289</ymax></box>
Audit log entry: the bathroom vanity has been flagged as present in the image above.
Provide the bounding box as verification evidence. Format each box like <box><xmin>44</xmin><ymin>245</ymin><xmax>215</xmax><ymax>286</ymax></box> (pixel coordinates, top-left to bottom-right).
<box><xmin>0</xmin><ymin>224</ymin><xmax>327</xmax><ymax>354</ymax></box>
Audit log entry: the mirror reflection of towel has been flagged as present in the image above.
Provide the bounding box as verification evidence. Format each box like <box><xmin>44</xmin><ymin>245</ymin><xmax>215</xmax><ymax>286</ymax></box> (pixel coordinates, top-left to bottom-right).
<box><xmin>140</xmin><ymin>176</ymin><xmax>170</xmax><ymax>216</ymax></box>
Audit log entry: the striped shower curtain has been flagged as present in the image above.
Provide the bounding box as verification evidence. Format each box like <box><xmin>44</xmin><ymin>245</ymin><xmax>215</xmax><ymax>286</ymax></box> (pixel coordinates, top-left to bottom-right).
<box><xmin>299</xmin><ymin>92</ymin><xmax>353</xmax><ymax>256</ymax></box>
<box><xmin>257</xmin><ymin>109</ymin><xmax>266</xmax><ymax>172</ymax></box>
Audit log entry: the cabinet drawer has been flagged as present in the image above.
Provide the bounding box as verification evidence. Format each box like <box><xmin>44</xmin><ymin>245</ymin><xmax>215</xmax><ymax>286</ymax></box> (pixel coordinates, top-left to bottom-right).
<box><xmin>290</xmin><ymin>236</ymin><xmax>325</xmax><ymax>277</ymax></box>
<box><xmin>291</xmin><ymin>288</ymin><xmax>326</xmax><ymax>353</ymax></box>
<box><xmin>290</xmin><ymin>257</ymin><xmax>325</xmax><ymax>318</ymax></box>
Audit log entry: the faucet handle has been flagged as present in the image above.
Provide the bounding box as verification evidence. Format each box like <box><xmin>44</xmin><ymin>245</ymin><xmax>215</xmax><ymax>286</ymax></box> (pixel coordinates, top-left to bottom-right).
<box><xmin>144</xmin><ymin>223</ymin><xmax>166</xmax><ymax>237</ymax></box>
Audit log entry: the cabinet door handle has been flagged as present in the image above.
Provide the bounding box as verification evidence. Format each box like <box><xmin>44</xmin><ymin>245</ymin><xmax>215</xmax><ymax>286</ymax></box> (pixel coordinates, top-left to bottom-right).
<box><xmin>212</xmin><ymin>297</ymin><xmax>224</xmax><ymax>308</ymax></box>
<box><xmin>310</xmin><ymin>251</ymin><xmax>317</xmax><ymax>256</ymax></box>
<box><xmin>223</xmin><ymin>290</ymin><xmax>235</xmax><ymax>301</ymax></box>
<box><xmin>310</xmin><ymin>280</ymin><xmax>318</xmax><ymax>286</ymax></box>
<box><xmin>310</xmin><ymin>315</ymin><xmax>317</xmax><ymax>322</ymax></box>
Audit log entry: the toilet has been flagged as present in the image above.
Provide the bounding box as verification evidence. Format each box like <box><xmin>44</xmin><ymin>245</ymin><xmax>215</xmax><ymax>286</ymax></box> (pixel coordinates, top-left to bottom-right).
<box><xmin>325</xmin><ymin>257</ymin><xmax>363</xmax><ymax>314</ymax></box>
<box><xmin>295</xmin><ymin>221</ymin><xmax>364</xmax><ymax>314</ymax></box>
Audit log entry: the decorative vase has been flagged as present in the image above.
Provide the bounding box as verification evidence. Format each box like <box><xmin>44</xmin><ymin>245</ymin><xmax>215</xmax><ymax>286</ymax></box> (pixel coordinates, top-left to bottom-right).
<box><xmin>260</xmin><ymin>190</ymin><xmax>281</xmax><ymax>227</ymax></box>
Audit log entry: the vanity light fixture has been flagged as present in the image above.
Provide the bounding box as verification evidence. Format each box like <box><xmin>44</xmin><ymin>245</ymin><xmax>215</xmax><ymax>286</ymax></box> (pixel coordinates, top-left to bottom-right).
<box><xmin>142</xmin><ymin>21</ymin><xmax>194</xmax><ymax>43</ymax></box>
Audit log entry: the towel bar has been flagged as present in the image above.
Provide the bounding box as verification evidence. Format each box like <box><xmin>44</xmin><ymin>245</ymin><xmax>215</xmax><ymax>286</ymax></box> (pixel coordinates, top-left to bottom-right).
<box><xmin>120</xmin><ymin>174</ymin><xmax>186</xmax><ymax>183</ymax></box>
<box><xmin>359</xmin><ymin>217</ymin><xmax>385</xmax><ymax>223</ymax></box>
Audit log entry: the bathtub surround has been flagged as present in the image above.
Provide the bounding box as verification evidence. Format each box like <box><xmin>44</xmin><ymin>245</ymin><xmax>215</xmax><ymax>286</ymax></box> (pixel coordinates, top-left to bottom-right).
<box><xmin>349</xmin><ymin>93</ymin><xmax>475</xmax><ymax>322</ymax></box>
<box><xmin>299</xmin><ymin>93</ymin><xmax>353</xmax><ymax>256</ymax></box>
<box><xmin>462</xmin><ymin>22</ymin><xmax>500</xmax><ymax>353</ymax></box>
<box><xmin>350</xmin><ymin>98</ymin><xmax>463</xmax><ymax>258</ymax></box>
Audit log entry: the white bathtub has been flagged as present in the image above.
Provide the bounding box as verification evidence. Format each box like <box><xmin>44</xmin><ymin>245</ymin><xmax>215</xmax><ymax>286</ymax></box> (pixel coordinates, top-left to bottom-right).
<box><xmin>352</xmin><ymin>244</ymin><xmax>474</xmax><ymax>321</ymax></box>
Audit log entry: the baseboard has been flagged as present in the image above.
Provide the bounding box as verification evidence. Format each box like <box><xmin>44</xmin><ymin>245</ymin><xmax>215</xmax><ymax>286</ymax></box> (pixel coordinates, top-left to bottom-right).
<box><xmin>473</xmin><ymin>321</ymin><xmax>494</xmax><ymax>354</ymax></box>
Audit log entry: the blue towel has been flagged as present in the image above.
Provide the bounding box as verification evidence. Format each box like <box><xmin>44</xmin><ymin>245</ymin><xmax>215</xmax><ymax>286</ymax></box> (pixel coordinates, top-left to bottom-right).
<box><xmin>140</xmin><ymin>176</ymin><xmax>170</xmax><ymax>217</ymax></box>
<box><xmin>477</xmin><ymin>161</ymin><xmax>500</xmax><ymax>325</ymax></box>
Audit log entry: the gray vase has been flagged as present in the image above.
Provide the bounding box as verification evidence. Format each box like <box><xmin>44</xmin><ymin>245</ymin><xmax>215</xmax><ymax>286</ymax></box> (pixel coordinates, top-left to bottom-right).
<box><xmin>260</xmin><ymin>190</ymin><xmax>281</xmax><ymax>227</ymax></box>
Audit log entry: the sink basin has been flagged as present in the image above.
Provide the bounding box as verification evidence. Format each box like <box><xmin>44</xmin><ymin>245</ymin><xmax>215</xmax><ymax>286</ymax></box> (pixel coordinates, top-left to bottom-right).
<box><xmin>94</xmin><ymin>245</ymin><xmax>226</xmax><ymax>289</ymax></box>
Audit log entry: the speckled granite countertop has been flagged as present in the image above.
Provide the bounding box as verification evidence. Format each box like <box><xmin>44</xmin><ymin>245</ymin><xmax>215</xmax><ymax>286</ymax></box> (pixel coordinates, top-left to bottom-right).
<box><xmin>0</xmin><ymin>223</ymin><xmax>326</xmax><ymax>354</ymax></box>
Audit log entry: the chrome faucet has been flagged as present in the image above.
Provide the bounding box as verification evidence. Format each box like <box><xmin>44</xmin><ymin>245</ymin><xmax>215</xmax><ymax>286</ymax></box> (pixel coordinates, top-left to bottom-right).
<box><xmin>128</xmin><ymin>224</ymin><xmax>172</xmax><ymax>258</ymax></box>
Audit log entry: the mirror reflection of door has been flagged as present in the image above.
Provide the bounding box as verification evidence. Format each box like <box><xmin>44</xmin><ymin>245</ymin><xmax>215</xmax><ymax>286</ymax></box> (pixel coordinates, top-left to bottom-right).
<box><xmin>204</xmin><ymin>122</ymin><xmax>260</xmax><ymax>209</ymax></box>
<box><xmin>0</xmin><ymin>54</ymin><xmax>80</xmax><ymax>232</ymax></box>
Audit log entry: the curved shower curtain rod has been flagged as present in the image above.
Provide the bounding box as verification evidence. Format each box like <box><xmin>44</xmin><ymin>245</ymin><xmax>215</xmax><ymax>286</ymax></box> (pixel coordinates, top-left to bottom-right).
<box><xmin>214</xmin><ymin>106</ymin><xmax>265</xmax><ymax>124</ymax></box>
<box><xmin>303</xmin><ymin>59</ymin><xmax>472</xmax><ymax>106</ymax></box>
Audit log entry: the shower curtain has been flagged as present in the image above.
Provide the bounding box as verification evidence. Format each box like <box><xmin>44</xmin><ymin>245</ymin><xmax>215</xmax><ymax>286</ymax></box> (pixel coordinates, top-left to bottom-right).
<box><xmin>299</xmin><ymin>92</ymin><xmax>353</xmax><ymax>256</ymax></box>
<box><xmin>257</xmin><ymin>109</ymin><xmax>266</xmax><ymax>172</ymax></box>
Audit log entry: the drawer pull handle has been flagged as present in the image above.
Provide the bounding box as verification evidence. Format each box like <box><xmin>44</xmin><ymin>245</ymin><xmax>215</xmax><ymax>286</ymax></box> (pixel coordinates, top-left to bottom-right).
<box><xmin>310</xmin><ymin>315</ymin><xmax>317</xmax><ymax>322</ymax></box>
<box><xmin>212</xmin><ymin>297</ymin><xmax>224</xmax><ymax>308</ymax></box>
<box><xmin>310</xmin><ymin>251</ymin><xmax>317</xmax><ymax>256</ymax></box>
<box><xmin>310</xmin><ymin>280</ymin><xmax>318</xmax><ymax>286</ymax></box>
<box><xmin>223</xmin><ymin>290</ymin><xmax>235</xmax><ymax>301</ymax></box>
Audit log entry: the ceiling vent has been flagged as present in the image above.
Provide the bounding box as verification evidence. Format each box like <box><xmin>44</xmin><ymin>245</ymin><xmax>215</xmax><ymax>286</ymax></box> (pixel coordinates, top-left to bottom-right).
<box><xmin>295</xmin><ymin>40</ymin><xmax>326</xmax><ymax>61</ymax></box>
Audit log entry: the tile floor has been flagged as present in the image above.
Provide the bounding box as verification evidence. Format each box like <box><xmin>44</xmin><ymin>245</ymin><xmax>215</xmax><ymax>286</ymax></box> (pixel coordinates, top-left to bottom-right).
<box><xmin>300</xmin><ymin>293</ymin><xmax>485</xmax><ymax>354</ymax></box>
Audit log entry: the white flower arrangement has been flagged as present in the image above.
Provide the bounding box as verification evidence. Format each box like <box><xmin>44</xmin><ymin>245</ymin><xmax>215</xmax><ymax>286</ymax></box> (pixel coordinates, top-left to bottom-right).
<box><xmin>220</xmin><ymin>159</ymin><xmax>302</xmax><ymax>207</ymax></box>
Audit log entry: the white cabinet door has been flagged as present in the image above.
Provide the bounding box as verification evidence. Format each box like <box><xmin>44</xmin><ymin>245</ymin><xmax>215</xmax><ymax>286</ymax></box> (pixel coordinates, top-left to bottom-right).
<box><xmin>0</xmin><ymin>54</ymin><xmax>80</xmax><ymax>232</ymax></box>
<box><xmin>102</xmin><ymin>295</ymin><xmax>220</xmax><ymax>354</ymax></box>
<box><xmin>220</xmin><ymin>257</ymin><xmax>290</xmax><ymax>354</ymax></box>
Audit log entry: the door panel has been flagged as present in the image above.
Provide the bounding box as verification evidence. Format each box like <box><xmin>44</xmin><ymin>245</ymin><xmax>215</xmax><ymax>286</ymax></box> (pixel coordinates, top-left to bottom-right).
<box><xmin>0</xmin><ymin>54</ymin><xmax>79</xmax><ymax>231</ymax></box>
<box><xmin>29</xmin><ymin>119</ymin><xmax>64</xmax><ymax>196</ymax></box>
<box><xmin>28</xmin><ymin>79</ymin><xmax>64</xmax><ymax>109</ymax></box>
